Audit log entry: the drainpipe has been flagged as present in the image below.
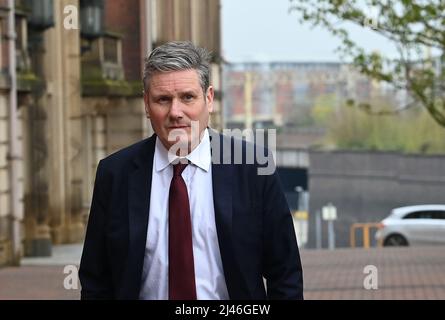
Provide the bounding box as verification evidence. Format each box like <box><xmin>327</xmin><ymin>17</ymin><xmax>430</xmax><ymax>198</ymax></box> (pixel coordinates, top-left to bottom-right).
<box><xmin>7</xmin><ymin>0</ymin><xmax>21</xmax><ymax>266</ymax></box>
<box><xmin>140</xmin><ymin>0</ymin><xmax>153</xmax><ymax>57</ymax></box>
<box><xmin>140</xmin><ymin>0</ymin><xmax>154</xmax><ymax>136</ymax></box>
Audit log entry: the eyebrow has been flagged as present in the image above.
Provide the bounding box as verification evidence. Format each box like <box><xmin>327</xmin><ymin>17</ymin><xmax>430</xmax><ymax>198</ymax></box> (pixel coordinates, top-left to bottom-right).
<box><xmin>150</xmin><ymin>89</ymin><xmax>200</xmax><ymax>97</ymax></box>
<box><xmin>181</xmin><ymin>90</ymin><xmax>199</xmax><ymax>96</ymax></box>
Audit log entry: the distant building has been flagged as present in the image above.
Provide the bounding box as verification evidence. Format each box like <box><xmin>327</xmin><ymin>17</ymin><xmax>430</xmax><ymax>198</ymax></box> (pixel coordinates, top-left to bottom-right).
<box><xmin>223</xmin><ymin>61</ymin><xmax>401</xmax><ymax>133</ymax></box>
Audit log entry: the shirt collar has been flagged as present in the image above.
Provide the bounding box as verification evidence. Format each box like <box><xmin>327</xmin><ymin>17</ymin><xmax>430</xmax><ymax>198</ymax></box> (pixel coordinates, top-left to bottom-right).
<box><xmin>154</xmin><ymin>128</ymin><xmax>211</xmax><ymax>173</ymax></box>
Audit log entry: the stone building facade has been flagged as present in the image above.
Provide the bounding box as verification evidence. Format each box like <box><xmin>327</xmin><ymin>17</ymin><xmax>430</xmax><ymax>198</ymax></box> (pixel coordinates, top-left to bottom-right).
<box><xmin>0</xmin><ymin>0</ymin><xmax>222</xmax><ymax>266</ymax></box>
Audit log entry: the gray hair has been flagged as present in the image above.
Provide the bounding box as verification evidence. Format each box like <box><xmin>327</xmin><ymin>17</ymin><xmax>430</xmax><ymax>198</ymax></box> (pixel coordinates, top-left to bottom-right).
<box><xmin>143</xmin><ymin>41</ymin><xmax>212</xmax><ymax>94</ymax></box>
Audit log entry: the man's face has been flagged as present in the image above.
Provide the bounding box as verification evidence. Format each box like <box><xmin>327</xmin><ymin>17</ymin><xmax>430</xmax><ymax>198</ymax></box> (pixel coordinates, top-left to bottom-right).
<box><xmin>144</xmin><ymin>69</ymin><xmax>214</xmax><ymax>152</ymax></box>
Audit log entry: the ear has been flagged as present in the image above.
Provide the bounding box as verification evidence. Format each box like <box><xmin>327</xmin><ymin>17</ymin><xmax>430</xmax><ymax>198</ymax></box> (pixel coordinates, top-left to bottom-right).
<box><xmin>206</xmin><ymin>86</ymin><xmax>214</xmax><ymax>113</ymax></box>
<box><xmin>143</xmin><ymin>92</ymin><xmax>151</xmax><ymax>119</ymax></box>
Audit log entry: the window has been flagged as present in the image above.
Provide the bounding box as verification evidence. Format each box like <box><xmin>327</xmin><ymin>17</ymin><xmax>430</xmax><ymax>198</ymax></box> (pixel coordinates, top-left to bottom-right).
<box><xmin>15</xmin><ymin>13</ymin><xmax>30</xmax><ymax>72</ymax></box>
<box><xmin>100</xmin><ymin>34</ymin><xmax>122</xmax><ymax>81</ymax></box>
<box><xmin>103</xmin><ymin>36</ymin><xmax>118</xmax><ymax>64</ymax></box>
<box><xmin>404</xmin><ymin>210</ymin><xmax>445</xmax><ymax>219</ymax></box>
<box><xmin>431</xmin><ymin>211</ymin><xmax>445</xmax><ymax>220</ymax></box>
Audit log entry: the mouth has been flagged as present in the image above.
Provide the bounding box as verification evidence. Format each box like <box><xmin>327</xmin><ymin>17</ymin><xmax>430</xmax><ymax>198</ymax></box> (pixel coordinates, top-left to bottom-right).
<box><xmin>168</xmin><ymin>125</ymin><xmax>190</xmax><ymax>129</ymax></box>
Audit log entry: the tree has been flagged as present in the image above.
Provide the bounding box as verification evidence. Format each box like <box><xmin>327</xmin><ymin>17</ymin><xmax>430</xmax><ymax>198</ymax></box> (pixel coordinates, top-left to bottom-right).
<box><xmin>324</xmin><ymin>101</ymin><xmax>445</xmax><ymax>153</ymax></box>
<box><xmin>289</xmin><ymin>0</ymin><xmax>445</xmax><ymax>127</ymax></box>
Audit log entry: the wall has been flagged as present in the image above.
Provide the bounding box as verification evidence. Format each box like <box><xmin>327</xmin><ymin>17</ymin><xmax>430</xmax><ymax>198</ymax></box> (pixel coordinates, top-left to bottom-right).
<box><xmin>308</xmin><ymin>150</ymin><xmax>445</xmax><ymax>248</ymax></box>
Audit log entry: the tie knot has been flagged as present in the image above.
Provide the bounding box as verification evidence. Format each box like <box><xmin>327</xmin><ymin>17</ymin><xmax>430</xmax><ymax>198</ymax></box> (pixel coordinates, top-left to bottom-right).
<box><xmin>173</xmin><ymin>163</ymin><xmax>188</xmax><ymax>176</ymax></box>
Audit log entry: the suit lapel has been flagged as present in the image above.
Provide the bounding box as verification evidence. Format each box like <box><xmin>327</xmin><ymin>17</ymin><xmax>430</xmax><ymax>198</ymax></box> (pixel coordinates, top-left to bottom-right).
<box><xmin>210</xmin><ymin>130</ymin><xmax>250</xmax><ymax>299</ymax></box>
<box><xmin>124</xmin><ymin>131</ymin><xmax>250</xmax><ymax>299</ymax></box>
<box><xmin>125</xmin><ymin>134</ymin><xmax>156</xmax><ymax>299</ymax></box>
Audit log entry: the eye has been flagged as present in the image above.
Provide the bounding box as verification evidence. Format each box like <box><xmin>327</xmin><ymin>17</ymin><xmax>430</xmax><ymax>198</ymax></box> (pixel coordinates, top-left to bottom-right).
<box><xmin>157</xmin><ymin>96</ymin><xmax>170</xmax><ymax>104</ymax></box>
<box><xmin>183</xmin><ymin>94</ymin><xmax>195</xmax><ymax>102</ymax></box>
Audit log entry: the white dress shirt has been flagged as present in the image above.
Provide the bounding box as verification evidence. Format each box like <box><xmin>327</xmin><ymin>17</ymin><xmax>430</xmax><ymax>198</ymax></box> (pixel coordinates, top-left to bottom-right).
<box><xmin>139</xmin><ymin>129</ymin><xmax>229</xmax><ymax>300</ymax></box>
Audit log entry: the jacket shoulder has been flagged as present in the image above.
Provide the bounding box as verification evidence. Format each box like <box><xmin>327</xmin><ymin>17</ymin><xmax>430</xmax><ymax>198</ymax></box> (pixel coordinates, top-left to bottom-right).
<box><xmin>210</xmin><ymin>130</ymin><xmax>273</xmax><ymax>166</ymax></box>
<box><xmin>99</xmin><ymin>135</ymin><xmax>155</xmax><ymax>171</ymax></box>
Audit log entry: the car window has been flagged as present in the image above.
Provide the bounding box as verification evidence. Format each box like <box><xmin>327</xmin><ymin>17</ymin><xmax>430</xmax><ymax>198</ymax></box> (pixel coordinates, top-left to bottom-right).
<box><xmin>403</xmin><ymin>211</ymin><xmax>424</xmax><ymax>219</ymax></box>
<box><xmin>431</xmin><ymin>211</ymin><xmax>445</xmax><ymax>219</ymax></box>
<box><xmin>403</xmin><ymin>210</ymin><xmax>445</xmax><ymax>219</ymax></box>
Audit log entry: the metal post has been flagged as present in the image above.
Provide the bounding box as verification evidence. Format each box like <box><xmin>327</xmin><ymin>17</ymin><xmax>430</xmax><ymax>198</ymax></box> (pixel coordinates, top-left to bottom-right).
<box><xmin>328</xmin><ymin>220</ymin><xmax>335</xmax><ymax>250</ymax></box>
<box><xmin>363</xmin><ymin>225</ymin><xmax>370</xmax><ymax>249</ymax></box>
<box><xmin>316</xmin><ymin>210</ymin><xmax>322</xmax><ymax>249</ymax></box>
<box><xmin>244</xmin><ymin>72</ymin><xmax>253</xmax><ymax>133</ymax></box>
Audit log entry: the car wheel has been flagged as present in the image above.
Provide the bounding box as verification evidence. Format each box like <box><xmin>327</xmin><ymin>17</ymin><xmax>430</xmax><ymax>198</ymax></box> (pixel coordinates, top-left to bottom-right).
<box><xmin>383</xmin><ymin>234</ymin><xmax>409</xmax><ymax>247</ymax></box>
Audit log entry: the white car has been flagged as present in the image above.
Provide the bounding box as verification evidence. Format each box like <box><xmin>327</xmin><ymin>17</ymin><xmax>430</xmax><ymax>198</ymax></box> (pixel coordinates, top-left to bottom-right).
<box><xmin>375</xmin><ymin>205</ymin><xmax>445</xmax><ymax>246</ymax></box>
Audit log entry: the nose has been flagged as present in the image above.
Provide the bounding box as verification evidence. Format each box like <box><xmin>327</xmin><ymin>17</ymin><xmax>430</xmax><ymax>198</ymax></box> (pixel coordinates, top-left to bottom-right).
<box><xmin>168</xmin><ymin>98</ymin><xmax>184</xmax><ymax>120</ymax></box>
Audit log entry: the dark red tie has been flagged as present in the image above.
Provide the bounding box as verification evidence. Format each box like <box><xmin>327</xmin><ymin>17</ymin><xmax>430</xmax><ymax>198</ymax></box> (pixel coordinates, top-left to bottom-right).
<box><xmin>168</xmin><ymin>163</ymin><xmax>197</xmax><ymax>300</ymax></box>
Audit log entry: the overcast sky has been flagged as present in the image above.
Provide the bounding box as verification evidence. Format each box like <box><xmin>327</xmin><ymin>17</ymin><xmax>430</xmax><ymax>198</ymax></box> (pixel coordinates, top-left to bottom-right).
<box><xmin>221</xmin><ymin>0</ymin><xmax>399</xmax><ymax>63</ymax></box>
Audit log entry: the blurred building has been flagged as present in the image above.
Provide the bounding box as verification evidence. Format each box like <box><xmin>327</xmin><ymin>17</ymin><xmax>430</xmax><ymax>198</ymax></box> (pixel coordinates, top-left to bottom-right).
<box><xmin>223</xmin><ymin>62</ymin><xmax>398</xmax><ymax>135</ymax></box>
<box><xmin>0</xmin><ymin>0</ymin><xmax>222</xmax><ymax>266</ymax></box>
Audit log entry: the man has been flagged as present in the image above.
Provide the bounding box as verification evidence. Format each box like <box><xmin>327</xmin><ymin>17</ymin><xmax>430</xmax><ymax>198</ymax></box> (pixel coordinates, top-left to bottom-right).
<box><xmin>79</xmin><ymin>41</ymin><xmax>303</xmax><ymax>300</ymax></box>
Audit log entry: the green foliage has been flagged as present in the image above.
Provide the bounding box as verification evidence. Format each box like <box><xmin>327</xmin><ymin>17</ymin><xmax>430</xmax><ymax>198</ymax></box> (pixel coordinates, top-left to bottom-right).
<box><xmin>324</xmin><ymin>103</ymin><xmax>445</xmax><ymax>154</ymax></box>
<box><xmin>290</xmin><ymin>103</ymin><xmax>317</xmax><ymax>127</ymax></box>
<box><xmin>311</xmin><ymin>94</ymin><xmax>338</xmax><ymax>126</ymax></box>
<box><xmin>289</xmin><ymin>0</ymin><xmax>445</xmax><ymax>127</ymax></box>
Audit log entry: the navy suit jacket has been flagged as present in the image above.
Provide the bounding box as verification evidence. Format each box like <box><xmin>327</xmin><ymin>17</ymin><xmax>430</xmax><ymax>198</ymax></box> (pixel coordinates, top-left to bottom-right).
<box><xmin>79</xmin><ymin>130</ymin><xmax>304</xmax><ymax>299</ymax></box>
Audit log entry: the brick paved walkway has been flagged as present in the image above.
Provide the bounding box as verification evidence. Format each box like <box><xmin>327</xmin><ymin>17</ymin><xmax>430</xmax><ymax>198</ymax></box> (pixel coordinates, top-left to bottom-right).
<box><xmin>0</xmin><ymin>265</ymin><xmax>80</xmax><ymax>300</ymax></box>
<box><xmin>301</xmin><ymin>246</ymin><xmax>445</xmax><ymax>299</ymax></box>
<box><xmin>1</xmin><ymin>245</ymin><xmax>444</xmax><ymax>299</ymax></box>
